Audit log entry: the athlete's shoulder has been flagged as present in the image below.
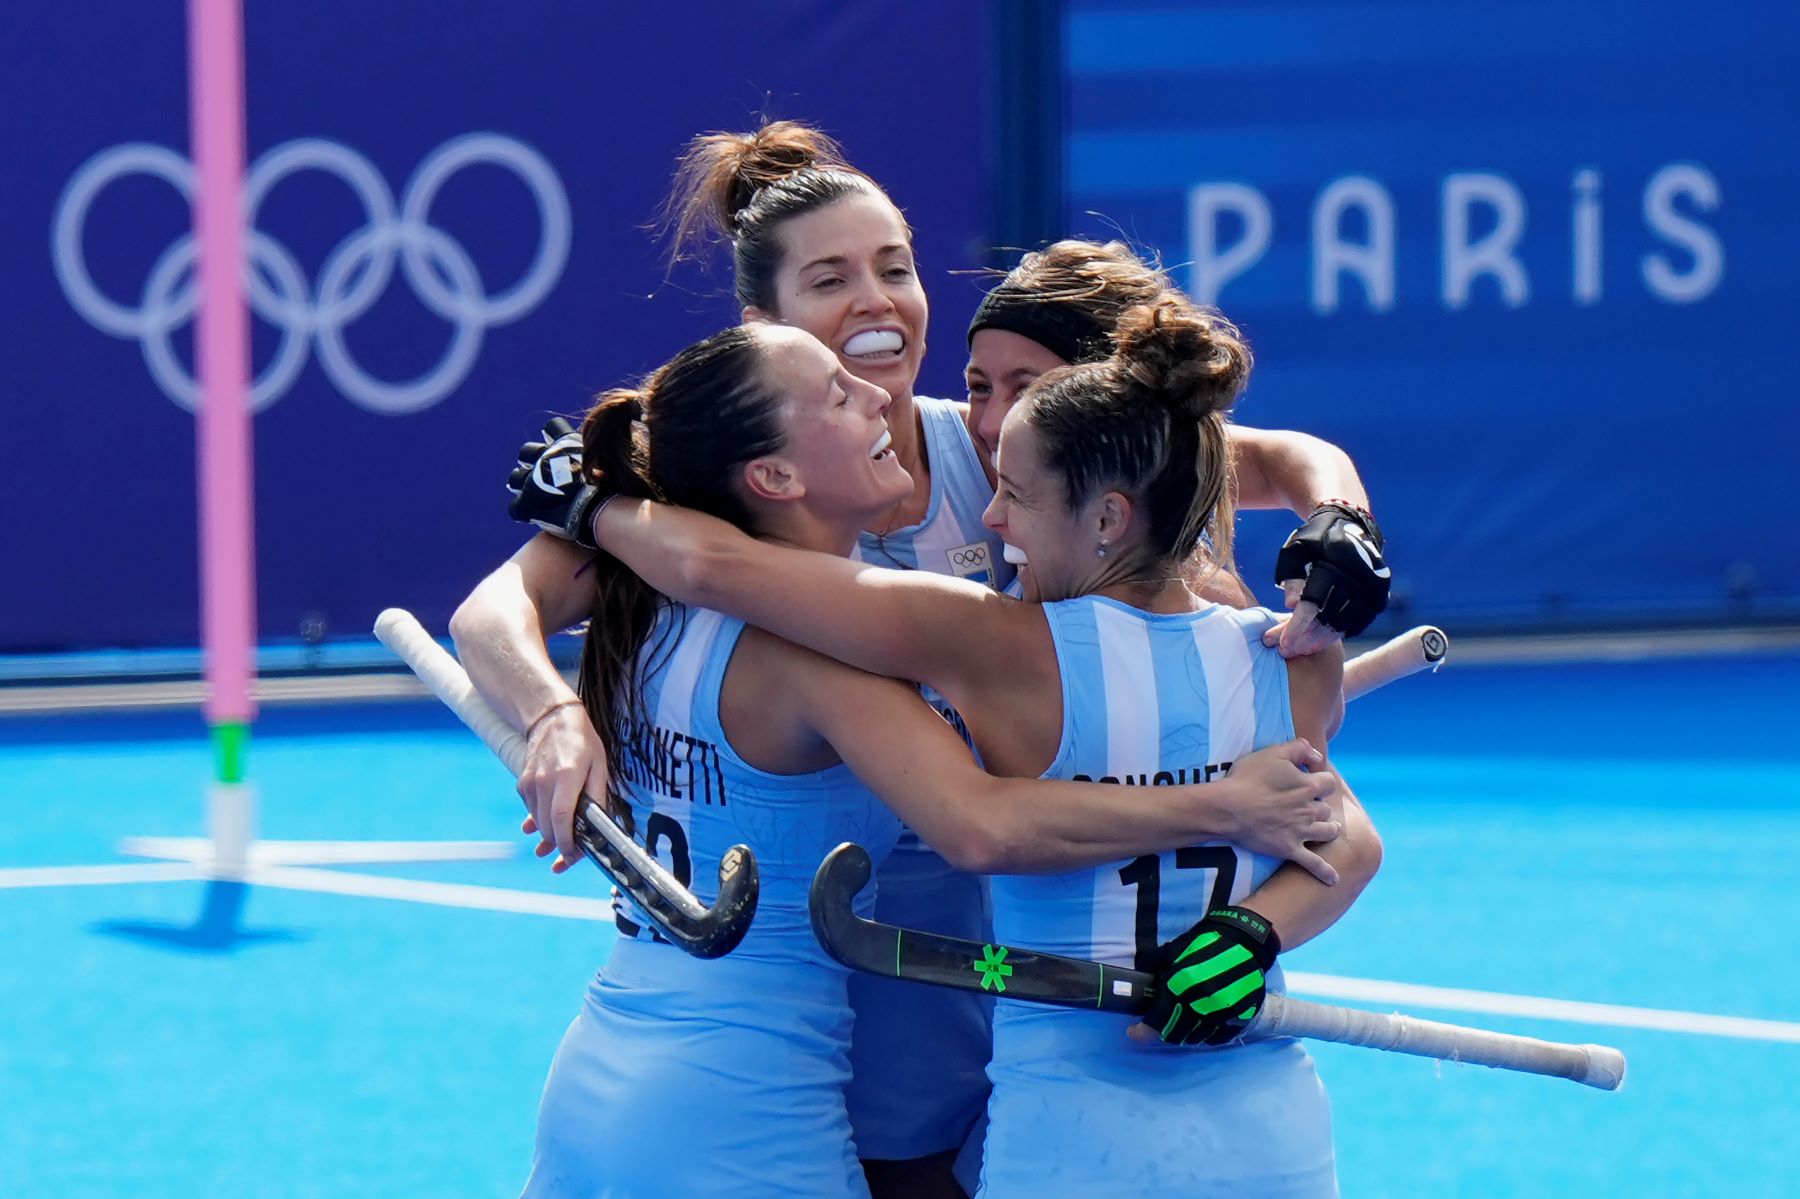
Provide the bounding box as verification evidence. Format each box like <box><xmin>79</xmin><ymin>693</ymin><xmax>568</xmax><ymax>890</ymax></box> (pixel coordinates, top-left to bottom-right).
<box><xmin>1215</xmin><ymin>603</ymin><xmax>1285</xmax><ymax>639</ymax></box>
<box><xmin>913</xmin><ymin>393</ymin><xmax>970</xmax><ymax>417</ymax></box>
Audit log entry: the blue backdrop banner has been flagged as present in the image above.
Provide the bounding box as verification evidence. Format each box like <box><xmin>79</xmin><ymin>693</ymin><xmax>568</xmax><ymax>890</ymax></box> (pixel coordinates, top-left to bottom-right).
<box><xmin>6</xmin><ymin>2</ymin><xmax>985</xmax><ymax>652</ymax></box>
<box><xmin>1061</xmin><ymin>0</ymin><xmax>1799</xmax><ymax>629</ymax></box>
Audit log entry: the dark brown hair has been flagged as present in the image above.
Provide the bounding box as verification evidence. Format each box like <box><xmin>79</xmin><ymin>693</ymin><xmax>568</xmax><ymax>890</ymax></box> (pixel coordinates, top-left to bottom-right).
<box><xmin>575</xmin><ymin>325</ymin><xmax>786</xmax><ymax>824</ymax></box>
<box><xmin>663</xmin><ymin>119</ymin><xmax>904</xmax><ymax>313</ymax></box>
<box><xmin>1021</xmin><ymin>296</ymin><xmax>1251</xmax><ymax>574</ymax></box>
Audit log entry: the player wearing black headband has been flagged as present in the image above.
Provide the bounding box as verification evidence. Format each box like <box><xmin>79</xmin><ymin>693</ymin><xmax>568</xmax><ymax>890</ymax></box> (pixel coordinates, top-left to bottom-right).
<box><xmin>964</xmin><ymin>240</ymin><xmax>1391</xmax><ymax>648</ymax></box>
<box><xmin>479</xmin><ymin>127</ymin><xmax>1386</xmax><ymax>1199</ymax></box>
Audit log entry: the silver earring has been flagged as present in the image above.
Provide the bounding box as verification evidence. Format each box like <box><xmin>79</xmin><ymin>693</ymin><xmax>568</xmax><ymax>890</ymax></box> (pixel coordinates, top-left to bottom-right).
<box><xmin>1096</xmin><ymin>538</ymin><xmax>1108</xmax><ymax>559</ymax></box>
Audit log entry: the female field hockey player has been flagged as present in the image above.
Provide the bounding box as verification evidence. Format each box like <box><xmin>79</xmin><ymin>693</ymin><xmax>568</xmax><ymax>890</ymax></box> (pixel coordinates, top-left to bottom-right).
<box><xmin>962</xmin><ymin>239</ymin><xmax>1391</xmax><ymax>650</ymax></box>
<box><xmin>492</xmin><ymin>116</ymin><xmax>1385</xmax><ymax>1197</ymax></box>
<box><xmin>465</xmin><ymin>321</ymin><xmax>1350</xmax><ymax>1198</ymax></box>
<box><xmin>534</xmin><ymin>296</ymin><xmax>1379</xmax><ymax>1196</ymax></box>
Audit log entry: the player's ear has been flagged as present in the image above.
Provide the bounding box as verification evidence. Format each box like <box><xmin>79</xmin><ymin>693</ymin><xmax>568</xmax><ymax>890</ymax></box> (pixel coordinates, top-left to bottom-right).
<box><xmin>1094</xmin><ymin>490</ymin><xmax>1134</xmax><ymax>546</ymax></box>
<box><xmin>742</xmin><ymin>455</ymin><xmax>803</xmax><ymax>503</ymax></box>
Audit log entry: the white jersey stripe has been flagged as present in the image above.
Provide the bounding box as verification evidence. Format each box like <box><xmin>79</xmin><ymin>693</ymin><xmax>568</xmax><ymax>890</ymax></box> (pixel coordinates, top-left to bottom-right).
<box><xmin>1192</xmin><ymin>608</ymin><xmax>1258</xmax><ymax>764</ymax></box>
<box><xmin>1093</xmin><ymin>601</ymin><xmax>1161</xmax><ymax>776</ymax></box>
<box><xmin>652</xmin><ymin>607</ymin><xmax>719</xmax><ymax>734</ymax></box>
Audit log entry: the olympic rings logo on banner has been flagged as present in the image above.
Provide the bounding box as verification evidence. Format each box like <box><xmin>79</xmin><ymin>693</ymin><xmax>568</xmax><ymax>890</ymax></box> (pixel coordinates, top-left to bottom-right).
<box><xmin>51</xmin><ymin>133</ymin><xmax>570</xmax><ymax>415</ymax></box>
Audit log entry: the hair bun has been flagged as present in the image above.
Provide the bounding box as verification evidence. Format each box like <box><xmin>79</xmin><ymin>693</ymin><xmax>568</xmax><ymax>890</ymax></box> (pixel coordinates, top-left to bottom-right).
<box><xmin>1111</xmin><ymin>297</ymin><xmax>1251</xmax><ymax>420</ymax></box>
<box><xmin>721</xmin><ymin>122</ymin><xmax>846</xmax><ymax>221</ymax></box>
<box><xmin>665</xmin><ymin>120</ymin><xmax>850</xmax><ymax>257</ymax></box>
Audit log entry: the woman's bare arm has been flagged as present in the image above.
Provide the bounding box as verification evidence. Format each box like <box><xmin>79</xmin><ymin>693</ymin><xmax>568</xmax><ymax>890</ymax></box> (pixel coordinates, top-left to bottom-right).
<box><xmin>784</xmin><ymin>642</ymin><xmax>1345</xmax><ymax>880</ymax></box>
<box><xmin>592</xmin><ymin>498</ymin><xmax>1047</xmax><ymax>709</ymax></box>
<box><xmin>1228</xmin><ymin>425</ymin><xmax>1369</xmax><ymax>515</ymax></box>
<box><xmin>449</xmin><ymin>533</ymin><xmax>604</xmax><ymax>868</ymax></box>
<box><xmin>1233</xmin><ymin>642</ymin><xmax>1382</xmax><ymax>950</ymax></box>
<box><xmin>449</xmin><ymin>533</ymin><xmax>592</xmax><ymax>730</ymax></box>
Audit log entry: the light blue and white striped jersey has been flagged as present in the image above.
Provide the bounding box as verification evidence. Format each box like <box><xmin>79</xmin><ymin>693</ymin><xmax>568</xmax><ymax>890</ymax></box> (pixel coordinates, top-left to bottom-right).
<box><xmin>853</xmin><ymin>396</ymin><xmax>1013</xmax><ymax>592</ymax></box>
<box><xmin>607</xmin><ymin>603</ymin><xmax>903</xmax><ymax>960</ymax></box>
<box><xmin>977</xmin><ymin>597</ymin><xmax>1337</xmax><ymax>1198</ymax></box>
<box><xmin>524</xmin><ymin>602</ymin><xmax>903</xmax><ymax>1199</ymax></box>
<box><xmin>990</xmin><ymin>596</ymin><xmax>1295</xmax><ymax>1051</ymax></box>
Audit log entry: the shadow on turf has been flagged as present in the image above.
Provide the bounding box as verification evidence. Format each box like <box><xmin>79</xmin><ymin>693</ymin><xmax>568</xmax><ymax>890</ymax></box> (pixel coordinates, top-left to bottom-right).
<box><xmin>93</xmin><ymin>880</ymin><xmax>305</xmax><ymax>953</ymax></box>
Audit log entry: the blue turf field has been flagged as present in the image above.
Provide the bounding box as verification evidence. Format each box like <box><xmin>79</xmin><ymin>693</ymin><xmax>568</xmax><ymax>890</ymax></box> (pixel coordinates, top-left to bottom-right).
<box><xmin>3</xmin><ymin>653</ymin><xmax>1796</xmax><ymax>1196</ymax></box>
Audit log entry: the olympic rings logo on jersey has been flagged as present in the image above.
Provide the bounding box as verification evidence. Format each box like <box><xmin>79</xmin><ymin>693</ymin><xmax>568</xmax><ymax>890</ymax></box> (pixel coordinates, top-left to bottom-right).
<box><xmin>947</xmin><ymin>542</ymin><xmax>994</xmax><ymax>588</ymax></box>
<box><xmin>51</xmin><ymin>133</ymin><xmax>571</xmax><ymax>415</ymax></box>
<box><xmin>950</xmin><ymin>547</ymin><xmax>989</xmax><ymax>569</ymax></box>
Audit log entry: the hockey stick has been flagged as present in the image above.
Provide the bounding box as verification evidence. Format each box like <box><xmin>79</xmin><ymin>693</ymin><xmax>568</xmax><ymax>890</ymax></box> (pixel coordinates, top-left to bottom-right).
<box><xmin>1344</xmin><ymin>625</ymin><xmax>1448</xmax><ymax>702</ymax></box>
<box><xmin>374</xmin><ymin>608</ymin><xmax>759</xmax><ymax>958</ymax></box>
<box><xmin>809</xmin><ymin>843</ymin><xmax>1624</xmax><ymax>1090</ymax></box>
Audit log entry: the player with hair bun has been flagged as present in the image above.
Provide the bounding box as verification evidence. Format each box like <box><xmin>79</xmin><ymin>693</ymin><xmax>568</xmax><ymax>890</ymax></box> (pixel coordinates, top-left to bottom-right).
<box><xmin>570</xmin><ymin>292</ymin><xmax>1377</xmax><ymax>1195</ymax></box>
<box><xmin>485</xmin><ymin>117</ymin><xmax>1382</xmax><ymax>1196</ymax></box>
<box><xmin>965</xmin><ymin>237</ymin><xmax>1390</xmax><ymax>649</ymax></box>
<box><xmin>493</xmin><ymin>319</ymin><xmax>1348</xmax><ymax>1198</ymax></box>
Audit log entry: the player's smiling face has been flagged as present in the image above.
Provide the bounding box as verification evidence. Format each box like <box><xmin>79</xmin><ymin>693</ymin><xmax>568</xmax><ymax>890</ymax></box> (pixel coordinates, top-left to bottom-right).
<box><xmin>752</xmin><ymin>324</ymin><xmax>911</xmax><ymax>525</ymax></box>
<box><xmin>748</xmin><ymin>192</ymin><xmax>929</xmax><ymax>405</ymax></box>
<box><xmin>966</xmin><ymin>328</ymin><xmax>1069</xmax><ymax>460</ymax></box>
<box><xmin>981</xmin><ymin>407</ymin><xmax>1095</xmax><ymax>603</ymax></box>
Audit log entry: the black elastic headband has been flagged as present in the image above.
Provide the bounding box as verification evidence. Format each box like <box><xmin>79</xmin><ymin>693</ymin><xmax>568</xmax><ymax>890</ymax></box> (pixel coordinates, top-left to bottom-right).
<box><xmin>966</xmin><ymin>284</ymin><xmax>1112</xmax><ymax>365</ymax></box>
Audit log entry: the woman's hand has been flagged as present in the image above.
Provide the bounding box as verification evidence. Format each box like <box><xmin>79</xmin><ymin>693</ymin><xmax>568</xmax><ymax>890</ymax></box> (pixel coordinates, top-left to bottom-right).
<box><xmin>516</xmin><ymin>702</ymin><xmax>610</xmax><ymax>873</ymax></box>
<box><xmin>1130</xmin><ymin>906</ymin><xmax>1282</xmax><ymax>1046</ymax></box>
<box><xmin>1267</xmin><ymin>502</ymin><xmax>1391</xmax><ymax>655</ymax></box>
<box><xmin>1263</xmin><ymin>591</ymin><xmax>1346</xmax><ymax>659</ymax></box>
<box><xmin>1219</xmin><ymin>740</ymin><xmax>1341</xmax><ymax>885</ymax></box>
<box><xmin>507</xmin><ymin>417</ymin><xmax>604</xmax><ymax>549</ymax></box>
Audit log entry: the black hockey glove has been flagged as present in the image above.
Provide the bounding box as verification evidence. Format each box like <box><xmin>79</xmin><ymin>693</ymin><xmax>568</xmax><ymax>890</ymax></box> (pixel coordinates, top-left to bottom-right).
<box><xmin>1138</xmin><ymin>906</ymin><xmax>1281</xmax><ymax>1047</ymax></box>
<box><xmin>506</xmin><ymin>417</ymin><xmax>603</xmax><ymax>550</ymax></box>
<box><xmin>1273</xmin><ymin>502</ymin><xmax>1391</xmax><ymax>637</ymax></box>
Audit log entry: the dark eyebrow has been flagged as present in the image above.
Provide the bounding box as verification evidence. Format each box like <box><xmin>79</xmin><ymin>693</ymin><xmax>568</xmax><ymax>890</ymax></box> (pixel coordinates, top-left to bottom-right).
<box><xmin>797</xmin><ymin>254</ymin><xmax>849</xmax><ymax>274</ymax></box>
<box><xmin>964</xmin><ymin>365</ymin><xmax>988</xmax><ymax>380</ymax></box>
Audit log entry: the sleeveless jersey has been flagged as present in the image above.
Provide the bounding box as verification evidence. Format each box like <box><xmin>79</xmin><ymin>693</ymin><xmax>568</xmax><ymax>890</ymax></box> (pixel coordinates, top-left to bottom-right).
<box><xmin>853</xmin><ymin>395</ymin><xmax>1013</xmax><ymax>592</ymax></box>
<box><xmin>978</xmin><ymin>597</ymin><xmax>1338</xmax><ymax>1198</ymax></box>
<box><xmin>523</xmin><ymin>604</ymin><xmax>903</xmax><ymax>1199</ymax></box>
<box><xmin>844</xmin><ymin>395</ymin><xmax>1003</xmax><ymax>1163</ymax></box>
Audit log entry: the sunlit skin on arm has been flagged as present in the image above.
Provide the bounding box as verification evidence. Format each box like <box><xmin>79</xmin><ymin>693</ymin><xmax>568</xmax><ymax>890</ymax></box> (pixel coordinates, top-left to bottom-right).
<box><xmin>730</xmin><ymin>628</ymin><xmax>1342</xmax><ymax>880</ymax></box>
<box><xmin>1229</xmin><ymin>642</ymin><xmax>1380</xmax><ymax>952</ymax></box>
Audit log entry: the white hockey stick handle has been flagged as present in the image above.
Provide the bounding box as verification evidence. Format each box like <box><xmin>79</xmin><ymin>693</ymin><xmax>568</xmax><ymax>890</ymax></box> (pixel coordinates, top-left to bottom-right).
<box><xmin>374</xmin><ymin>608</ymin><xmax>531</xmax><ymax>774</ymax></box>
<box><xmin>1343</xmin><ymin>625</ymin><xmax>1449</xmax><ymax>702</ymax></box>
<box><xmin>1255</xmin><ymin>992</ymin><xmax>1626</xmax><ymax>1091</ymax></box>
<box><xmin>372</xmin><ymin>608</ymin><xmax>708</xmax><ymax>923</ymax></box>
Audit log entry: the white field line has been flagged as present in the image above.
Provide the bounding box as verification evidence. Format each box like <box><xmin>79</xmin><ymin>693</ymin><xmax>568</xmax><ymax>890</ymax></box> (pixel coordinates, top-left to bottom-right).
<box><xmin>9</xmin><ymin>859</ymin><xmax>1797</xmax><ymax>1045</ymax></box>
<box><xmin>0</xmin><ymin>862</ymin><xmax>202</xmax><ymax>889</ymax></box>
<box><xmin>247</xmin><ymin>864</ymin><xmax>614</xmax><ymax>921</ymax></box>
<box><xmin>119</xmin><ymin>836</ymin><xmax>514</xmax><ymax>866</ymax></box>
<box><xmin>1286</xmin><ymin>971</ymin><xmax>1800</xmax><ymax>1044</ymax></box>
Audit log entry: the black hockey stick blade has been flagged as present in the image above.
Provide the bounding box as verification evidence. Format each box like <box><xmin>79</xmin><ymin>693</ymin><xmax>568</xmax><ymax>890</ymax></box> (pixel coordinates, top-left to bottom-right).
<box><xmin>808</xmin><ymin>842</ymin><xmax>1156</xmax><ymax>1013</ymax></box>
<box><xmin>576</xmin><ymin>799</ymin><xmax>759</xmax><ymax>959</ymax></box>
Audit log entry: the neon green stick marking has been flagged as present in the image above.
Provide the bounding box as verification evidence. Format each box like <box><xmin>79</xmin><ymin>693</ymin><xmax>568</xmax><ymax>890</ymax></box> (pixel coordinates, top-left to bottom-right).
<box><xmin>973</xmin><ymin>944</ymin><xmax>1013</xmax><ymax>992</ymax></box>
<box><xmin>894</xmin><ymin>930</ymin><xmax>903</xmax><ymax>977</ymax></box>
<box><xmin>1095</xmin><ymin>964</ymin><xmax>1105</xmax><ymax>1008</ymax></box>
<box><xmin>213</xmin><ymin>721</ymin><xmax>249</xmax><ymax>784</ymax></box>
